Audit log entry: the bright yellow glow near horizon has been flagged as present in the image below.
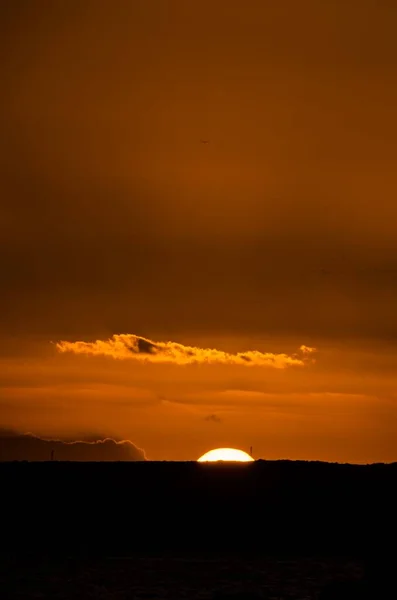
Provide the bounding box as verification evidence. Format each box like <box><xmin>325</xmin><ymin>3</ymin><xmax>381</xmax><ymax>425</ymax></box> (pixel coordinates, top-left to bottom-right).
<box><xmin>197</xmin><ymin>448</ymin><xmax>254</xmax><ymax>462</ymax></box>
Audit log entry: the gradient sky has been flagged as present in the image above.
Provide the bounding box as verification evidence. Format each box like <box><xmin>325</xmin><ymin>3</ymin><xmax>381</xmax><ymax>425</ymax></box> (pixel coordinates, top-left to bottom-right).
<box><xmin>1</xmin><ymin>0</ymin><xmax>397</xmax><ymax>462</ymax></box>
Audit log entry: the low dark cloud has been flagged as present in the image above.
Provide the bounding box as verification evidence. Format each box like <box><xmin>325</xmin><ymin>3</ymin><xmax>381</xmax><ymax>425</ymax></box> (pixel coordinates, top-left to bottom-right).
<box><xmin>0</xmin><ymin>430</ymin><xmax>146</xmax><ymax>461</ymax></box>
<box><xmin>204</xmin><ymin>414</ymin><xmax>222</xmax><ymax>423</ymax></box>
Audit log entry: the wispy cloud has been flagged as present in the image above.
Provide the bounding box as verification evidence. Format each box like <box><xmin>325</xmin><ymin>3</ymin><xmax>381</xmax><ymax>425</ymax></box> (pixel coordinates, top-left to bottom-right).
<box><xmin>56</xmin><ymin>334</ymin><xmax>316</xmax><ymax>368</ymax></box>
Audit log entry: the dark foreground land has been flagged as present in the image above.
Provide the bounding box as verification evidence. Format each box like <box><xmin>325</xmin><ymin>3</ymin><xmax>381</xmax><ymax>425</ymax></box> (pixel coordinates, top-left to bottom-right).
<box><xmin>1</xmin><ymin>460</ymin><xmax>396</xmax><ymax>598</ymax></box>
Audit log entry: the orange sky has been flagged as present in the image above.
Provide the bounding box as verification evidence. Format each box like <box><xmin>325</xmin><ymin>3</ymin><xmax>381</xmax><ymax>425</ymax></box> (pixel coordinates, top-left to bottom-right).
<box><xmin>1</xmin><ymin>1</ymin><xmax>397</xmax><ymax>462</ymax></box>
<box><xmin>1</xmin><ymin>333</ymin><xmax>396</xmax><ymax>462</ymax></box>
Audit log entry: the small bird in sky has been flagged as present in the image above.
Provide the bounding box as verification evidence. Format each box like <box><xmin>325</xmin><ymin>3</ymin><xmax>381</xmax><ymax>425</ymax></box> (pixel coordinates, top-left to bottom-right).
<box><xmin>200</xmin><ymin>139</ymin><xmax>210</xmax><ymax>144</ymax></box>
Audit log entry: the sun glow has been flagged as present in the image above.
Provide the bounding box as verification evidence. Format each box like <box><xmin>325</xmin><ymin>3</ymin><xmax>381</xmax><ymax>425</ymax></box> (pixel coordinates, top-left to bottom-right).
<box><xmin>197</xmin><ymin>448</ymin><xmax>254</xmax><ymax>462</ymax></box>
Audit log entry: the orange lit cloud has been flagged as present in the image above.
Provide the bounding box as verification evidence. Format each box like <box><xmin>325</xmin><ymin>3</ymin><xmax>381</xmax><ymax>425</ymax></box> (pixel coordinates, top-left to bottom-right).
<box><xmin>56</xmin><ymin>334</ymin><xmax>316</xmax><ymax>368</ymax></box>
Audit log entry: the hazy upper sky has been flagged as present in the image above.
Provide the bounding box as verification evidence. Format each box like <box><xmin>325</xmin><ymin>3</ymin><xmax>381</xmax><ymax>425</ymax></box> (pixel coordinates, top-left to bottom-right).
<box><xmin>1</xmin><ymin>1</ymin><xmax>397</xmax><ymax>461</ymax></box>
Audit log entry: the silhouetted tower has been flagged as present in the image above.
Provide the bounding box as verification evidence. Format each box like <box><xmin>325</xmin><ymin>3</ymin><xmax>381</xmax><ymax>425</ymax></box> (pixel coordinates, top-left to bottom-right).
<box><xmin>249</xmin><ymin>446</ymin><xmax>253</xmax><ymax>458</ymax></box>
<box><xmin>51</xmin><ymin>449</ymin><xmax>55</xmax><ymax>461</ymax></box>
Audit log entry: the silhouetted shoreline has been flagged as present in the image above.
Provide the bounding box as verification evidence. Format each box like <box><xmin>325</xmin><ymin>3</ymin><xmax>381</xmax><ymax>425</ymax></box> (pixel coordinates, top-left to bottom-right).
<box><xmin>2</xmin><ymin>460</ymin><xmax>396</xmax><ymax>556</ymax></box>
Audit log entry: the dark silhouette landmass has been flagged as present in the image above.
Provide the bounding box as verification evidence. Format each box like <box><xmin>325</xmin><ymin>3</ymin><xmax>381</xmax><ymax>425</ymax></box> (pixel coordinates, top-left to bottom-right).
<box><xmin>1</xmin><ymin>460</ymin><xmax>396</xmax><ymax>558</ymax></box>
<box><xmin>1</xmin><ymin>460</ymin><xmax>396</xmax><ymax>597</ymax></box>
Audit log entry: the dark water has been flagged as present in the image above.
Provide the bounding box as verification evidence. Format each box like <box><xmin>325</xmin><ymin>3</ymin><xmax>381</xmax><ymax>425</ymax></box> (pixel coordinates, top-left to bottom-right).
<box><xmin>0</xmin><ymin>555</ymin><xmax>364</xmax><ymax>599</ymax></box>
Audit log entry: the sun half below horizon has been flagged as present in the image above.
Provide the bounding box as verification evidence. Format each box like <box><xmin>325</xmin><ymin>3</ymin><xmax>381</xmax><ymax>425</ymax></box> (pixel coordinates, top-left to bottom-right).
<box><xmin>197</xmin><ymin>448</ymin><xmax>255</xmax><ymax>462</ymax></box>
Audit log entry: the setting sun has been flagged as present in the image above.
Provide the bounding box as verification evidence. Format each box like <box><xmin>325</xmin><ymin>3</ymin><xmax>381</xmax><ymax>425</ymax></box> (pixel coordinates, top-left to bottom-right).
<box><xmin>197</xmin><ymin>448</ymin><xmax>254</xmax><ymax>462</ymax></box>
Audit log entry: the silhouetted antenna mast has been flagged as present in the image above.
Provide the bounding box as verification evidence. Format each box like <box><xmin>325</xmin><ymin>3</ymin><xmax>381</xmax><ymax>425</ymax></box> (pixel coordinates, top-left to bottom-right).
<box><xmin>51</xmin><ymin>449</ymin><xmax>55</xmax><ymax>461</ymax></box>
<box><xmin>250</xmin><ymin>446</ymin><xmax>253</xmax><ymax>458</ymax></box>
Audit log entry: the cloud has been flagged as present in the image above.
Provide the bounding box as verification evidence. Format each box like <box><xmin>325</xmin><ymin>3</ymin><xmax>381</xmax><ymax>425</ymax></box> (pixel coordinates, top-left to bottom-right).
<box><xmin>56</xmin><ymin>334</ymin><xmax>316</xmax><ymax>368</ymax></box>
<box><xmin>0</xmin><ymin>430</ymin><xmax>146</xmax><ymax>461</ymax></box>
<box><xmin>300</xmin><ymin>345</ymin><xmax>316</xmax><ymax>354</ymax></box>
<box><xmin>204</xmin><ymin>414</ymin><xmax>222</xmax><ymax>423</ymax></box>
